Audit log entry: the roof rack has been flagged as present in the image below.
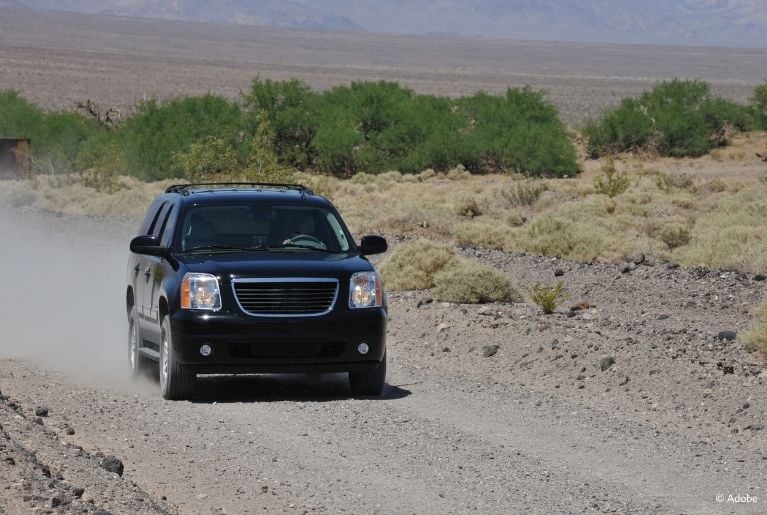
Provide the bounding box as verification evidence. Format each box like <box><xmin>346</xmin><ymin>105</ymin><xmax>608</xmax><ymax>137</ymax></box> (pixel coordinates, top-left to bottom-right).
<box><xmin>165</xmin><ymin>183</ymin><xmax>313</xmax><ymax>195</ymax></box>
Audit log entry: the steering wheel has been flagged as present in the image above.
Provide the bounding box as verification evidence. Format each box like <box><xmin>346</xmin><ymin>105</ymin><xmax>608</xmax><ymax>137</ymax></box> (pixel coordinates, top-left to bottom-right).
<box><xmin>286</xmin><ymin>234</ymin><xmax>326</xmax><ymax>248</ymax></box>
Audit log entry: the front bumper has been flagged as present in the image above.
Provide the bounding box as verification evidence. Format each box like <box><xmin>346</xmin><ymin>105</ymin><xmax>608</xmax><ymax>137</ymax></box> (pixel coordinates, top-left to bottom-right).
<box><xmin>170</xmin><ymin>307</ymin><xmax>387</xmax><ymax>374</ymax></box>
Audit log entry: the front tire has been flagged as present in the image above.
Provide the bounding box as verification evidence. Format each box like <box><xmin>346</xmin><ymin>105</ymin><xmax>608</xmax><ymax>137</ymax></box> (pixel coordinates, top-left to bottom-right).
<box><xmin>349</xmin><ymin>352</ymin><xmax>386</xmax><ymax>397</ymax></box>
<box><xmin>159</xmin><ymin>317</ymin><xmax>196</xmax><ymax>400</ymax></box>
<box><xmin>128</xmin><ymin>306</ymin><xmax>148</xmax><ymax>379</ymax></box>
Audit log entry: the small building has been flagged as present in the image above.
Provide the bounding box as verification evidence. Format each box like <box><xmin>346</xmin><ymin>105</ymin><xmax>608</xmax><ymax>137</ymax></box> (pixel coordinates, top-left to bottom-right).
<box><xmin>0</xmin><ymin>138</ymin><xmax>31</xmax><ymax>179</ymax></box>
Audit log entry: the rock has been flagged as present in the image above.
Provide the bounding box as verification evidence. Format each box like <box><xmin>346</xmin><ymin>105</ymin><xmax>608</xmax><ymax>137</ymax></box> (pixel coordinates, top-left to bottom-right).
<box><xmin>619</xmin><ymin>376</ymin><xmax>630</xmax><ymax>386</ymax></box>
<box><xmin>477</xmin><ymin>306</ymin><xmax>493</xmax><ymax>316</ymax></box>
<box><xmin>100</xmin><ymin>455</ymin><xmax>124</xmax><ymax>476</ymax></box>
<box><xmin>703</xmin><ymin>388</ymin><xmax>713</xmax><ymax>398</ymax></box>
<box><xmin>34</xmin><ymin>417</ymin><xmax>44</xmax><ymax>425</ymax></box>
<box><xmin>4</xmin><ymin>457</ymin><xmax>14</xmax><ymax>465</ymax></box>
<box><xmin>437</xmin><ymin>323</ymin><xmax>450</xmax><ymax>333</ymax></box>
<box><xmin>745</xmin><ymin>424</ymin><xmax>764</xmax><ymax>431</ymax></box>
<box><xmin>666</xmin><ymin>262</ymin><xmax>679</xmax><ymax>269</ymax></box>
<box><xmin>416</xmin><ymin>297</ymin><xmax>433</xmax><ymax>308</ymax></box>
<box><xmin>65</xmin><ymin>427</ymin><xmax>75</xmax><ymax>436</ymax></box>
<box><xmin>549</xmin><ymin>338</ymin><xmax>560</xmax><ymax>349</ymax></box>
<box><xmin>717</xmin><ymin>330</ymin><xmax>737</xmax><ymax>341</ymax></box>
<box><xmin>570</xmin><ymin>300</ymin><xmax>590</xmax><ymax>311</ymax></box>
<box><xmin>554</xmin><ymin>269</ymin><xmax>565</xmax><ymax>277</ymax></box>
<box><xmin>35</xmin><ymin>406</ymin><xmax>49</xmax><ymax>417</ymax></box>
<box><xmin>620</xmin><ymin>263</ymin><xmax>632</xmax><ymax>274</ymax></box>
<box><xmin>628</xmin><ymin>251</ymin><xmax>645</xmax><ymax>265</ymax></box>
<box><xmin>441</xmin><ymin>347</ymin><xmax>451</xmax><ymax>353</ymax></box>
<box><xmin>482</xmin><ymin>345</ymin><xmax>500</xmax><ymax>357</ymax></box>
<box><xmin>754</xmin><ymin>274</ymin><xmax>766</xmax><ymax>282</ymax></box>
<box><xmin>599</xmin><ymin>356</ymin><xmax>615</xmax><ymax>371</ymax></box>
<box><xmin>656</xmin><ymin>314</ymin><xmax>670</xmax><ymax>320</ymax></box>
<box><xmin>73</xmin><ymin>487</ymin><xmax>85</xmax><ymax>499</ymax></box>
<box><xmin>51</xmin><ymin>496</ymin><xmax>62</xmax><ymax>508</ymax></box>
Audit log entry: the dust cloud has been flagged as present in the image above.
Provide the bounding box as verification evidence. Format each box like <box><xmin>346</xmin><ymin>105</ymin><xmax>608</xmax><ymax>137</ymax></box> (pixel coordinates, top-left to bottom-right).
<box><xmin>0</xmin><ymin>206</ymin><xmax>144</xmax><ymax>388</ymax></box>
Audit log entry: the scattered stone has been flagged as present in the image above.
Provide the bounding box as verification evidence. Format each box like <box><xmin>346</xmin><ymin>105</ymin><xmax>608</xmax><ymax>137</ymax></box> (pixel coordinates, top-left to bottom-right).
<box><xmin>703</xmin><ymin>389</ymin><xmax>713</xmax><ymax>398</ymax></box>
<box><xmin>599</xmin><ymin>356</ymin><xmax>615</xmax><ymax>371</ymax></box>
<box><xmin>656</xmin><ymin>314</ymin><xmax>670</xmax><ymax>320</ymax></box>
<box><xmin>51</xmin><ymin>496</ymin><xmax>62</xmax><ymax>508</ymax></box>
<box><xmin>629</xmin><ymin>251</ymin><xmax>645</xmax><ymax>265</ymax></box>
<box><xmin>482</xmin><ymin>345</ymin><xmax>500</xmax><ymax>358</ymax></box>
<box><xmin>743</xmin><ymin>401</ymin><xmax>750</xmax><ymax>409</ymax></box>
<box><xmin>570</xmin><ymin>300</ymin><xmax>590</xmax><ymax>311</ymax></box>
<box><xmin>554</xmin><ymin>269</ymin><xmax>565</xmax><ymax>277</ymax></box>
<box><xmin>666</xmin><ymin>262</ymin><xmax>679</xmax><ymax>269</ymax></box>
<box><xmin>754</xmin><ymin>274</ymin><xmax>766</xmax><ymax>282</ymax></box>
<box><xmin>34</xmin><ymin>417</ymin><xmax>44</xmax><ymax>425</ymax></box>
<box><xmin>648</xmin><ymin>369</ymin><xmax>660</xmax><ymax>376</ymax></box>
<box><xmin>745</xmin><ymin>424</ymin><xmax>764</xmax><ymax>432</ymax></box>
<box><xmin>4</xmin><ymin>457</ymin><xmax>14</xmax><ymax>465</ymax></box>
<box><xmin>65</xmin><ymin>427</ymin><xmax>75</xmax><ymax>436</ymax></box>
<box><xmin>100</xmin><ymin>455</ymin><xmax>124</xmax><ymax>476</ymax></box>
<box><xmin>718</xmin><ymin>330</ymin><xmax>737</xmax><ymax>341</ymax></box>
<box><xmin>437</xmin><ymin>323</ymin><xmax>450</xmax><ymax>333</ymax></box>
<box><xmin>620</xmin><ymin>263</ymin><xmax>632</xmax><ymax>274</ymax></box>
<box><xmin>619</xmin><ymin>376</ymin><xmax>630</xmax><ymax>386</ymax></box>
<box><xmin>717</xmin><ymin>362</ymin><xmax>735</xmax><ymax>375</ymax></box>
<box><xmin>73</xmin><ymin>487</ymin><xmax>85</xmax><ymax>499</ymax></box>
<box><xmin>416</xmin><ymin>297</ymin><xmax>433</xmax><ymax>308</ymax></box>
<box><xmin>441</xmin><ymin>347</ymin><xmax>451</xmax><ymax>353</ymax></box>
<box><xmin>261</xmin><ymin>485</ymin><xmax>269</xmax><ymax>494</ymax></box>
<box><xmin>477</xmin><ymin>306</ymin><xmax>493</xmax><ymax>316</ymax></box>
<box><xmin>35</xmin><ymin>406</ymin><xmax>49</xmax><ymax>417</ymax></box>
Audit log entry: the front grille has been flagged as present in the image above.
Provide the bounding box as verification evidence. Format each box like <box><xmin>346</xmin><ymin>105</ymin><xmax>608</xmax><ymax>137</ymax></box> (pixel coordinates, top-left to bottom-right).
<box><xmin>233</xmin><ymin>279</ymin><xmax>339</xmax><ymax>316</ymax></box>
<box><xmin>229</xmin><ymin>342</ymin><xmax>344</xmax><ymax>359</ymax></box>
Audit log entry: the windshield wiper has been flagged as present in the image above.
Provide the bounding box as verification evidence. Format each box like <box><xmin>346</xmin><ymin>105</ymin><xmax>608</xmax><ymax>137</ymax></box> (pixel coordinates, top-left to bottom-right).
<box><xmin>183</xmin><ymin>244</ymin><xmax>269</xmax><ymax>253</ymax></box>
<box><xmin>267</xmin><ymin>243</ymin><xmax>334</xmax><ymax>253</ymax></box>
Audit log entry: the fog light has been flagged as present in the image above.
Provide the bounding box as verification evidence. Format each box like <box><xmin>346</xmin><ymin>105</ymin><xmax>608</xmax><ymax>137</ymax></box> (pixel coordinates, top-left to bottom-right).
<box><xmin>199</xmin><ymin>344</ymin><xmax>213</xmax><ymax>357</ymax></box>
<box><xmin>357</xmin><ymin>343</ymin><xmax>370</xmax><ymax>355</ymax></box>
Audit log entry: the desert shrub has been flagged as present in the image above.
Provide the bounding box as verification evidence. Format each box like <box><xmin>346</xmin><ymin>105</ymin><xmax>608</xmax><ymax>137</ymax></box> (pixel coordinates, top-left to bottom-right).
<box><xmin>656</xmin><ymin>172</ymin><xmax>695</xmax><ymax>193</ymax></box>
<box><xmin>454</xmin><ymin>221</ymin><xmax>511</xmax><ymax>250</ymax></box>
<box><xmin>379</xmin><ymin>239</ymin><xmax>457</xmax><ymax>291</ymax></box>
<box><xmin>120</xmin><ymin>94</ymin><xmax>245</xmax><ymax>180</ymax></box>
<box><xmin>455</xmin><ymin>196</ymin><xmax>483</xmax><ymax>217</ymax></box>
<box><xmin>657</xmin><ymin>223</ymin><xmax>691</xmax><ymax>249</ymax></box>
<box><xmin>528</xmin><ymin>281</ymin><xmax>569</xmax><ymax>314</ymax></box>
<box><xmin>506</xmin><ymin>211</ymin><xmax>526</xmax><ymax>227</ymax></box>
<box><xmin>172</xmin><ymin>136</ymin><xmax>239</xmax><ymax>182</ymax></box>
<box><xmin>456</xmin><ymin>88</ymin><xmax>580</xmax><ymax>176</ymax></box>
<box><xmin>585</xmin><ymin>79</ymin><xmax>756</xmax><ymax>158</ymax></box>
<box><xmin>593</xmin><ymin>158</ymin><xmax>630</xmax><ymax>198</ymax></box>
<box><xmin>432</xmin><ymin>260</ymin><xmax>522</xmax><ymax>304</ymax></box>
<box><xmin>743</xmin><ymin>299</ymin><xmax>767</xmax><ymax>354</ymax></box>
<box><xmin>242</xmin><ymin>111</ymin><xmax>295</xmax><ymax>183</ymax></box>
<box><xmin>500</xmin><ymin>179</ymin><xmax>547</xmax><ymax>206</ymax></box>
<box><xmin>671</xmin><ymin>189</ymin><xmax>767</xmax><ymax>272</ymax></box>
<box><xmin>752</xmin><ymin>82</ymin><xmax>767</xmax><ymax>129</ymax></box>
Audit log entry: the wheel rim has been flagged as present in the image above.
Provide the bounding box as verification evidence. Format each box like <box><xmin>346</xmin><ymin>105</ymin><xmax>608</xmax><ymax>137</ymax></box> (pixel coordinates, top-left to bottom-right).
<box><xmin>160</xmin><ymin>331</ymin><xmax>170</xmax><ymax>389</ymax></box>
<box><xmin>129</xmin><ymin>319</ymin><xmax>138</xmax><ymax>372</ymax></box>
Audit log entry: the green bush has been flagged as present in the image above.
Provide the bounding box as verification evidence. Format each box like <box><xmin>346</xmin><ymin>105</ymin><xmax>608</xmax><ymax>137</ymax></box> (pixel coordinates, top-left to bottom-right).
<box><xmin>585</xmin><ymin>79</ymin><xmax>756</xmax><ymax>158</ymax></box>
<box><xmin>380</xmin><ymin>239</ymin><xmax>457</xmax><ymax>291</ymax></box>
<box><xmin>120</xmin><ymin>94</ymin><xmax>245</xmax><ymax>180</ymax></box>
<box><xmin>528</xmin><ymin>281</ymin><xmax>569</xmax><ymax>314</ymax></box>
<box><xmin>753</xmin><ymin>82</ymin><xmax>767</xmax><ymax>129</ymax></box>
<box><xmin>593</xmin><ymin>158</ymin><xmax>630</xmax><ymax>198</ymax></box>
<box><xmin>432</xmin><ymin>260</ymin><xmax>522</xmax><ymax>304</ymax></box>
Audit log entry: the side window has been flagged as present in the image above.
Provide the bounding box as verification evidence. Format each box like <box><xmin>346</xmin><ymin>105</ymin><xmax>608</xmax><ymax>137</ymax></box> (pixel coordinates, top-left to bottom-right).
<box><xmin>325</xmin><ymin>213</ymin><xmax>350</xmax><ymax>252</ymax></box>
<box><xmin>146</xmin><ymin>201</ymin><xmax>168</xmax><ymax>237</ymax></box>
<box><xmin>138</xmin><ymin>199</ymin><xmax>164</xmax><ymax>236</ymax></box>
<box><xmin>158</xmin><ymin>206</ymin><xmax>176</xmax><ymax>247</ymax></box>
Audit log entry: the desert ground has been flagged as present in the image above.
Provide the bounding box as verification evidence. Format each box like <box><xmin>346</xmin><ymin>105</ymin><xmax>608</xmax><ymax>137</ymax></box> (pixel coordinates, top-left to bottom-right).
<box><xmin>1</xmin><ymin>9</ymin><xmax>767</xmax><ymax>515</ymax></box>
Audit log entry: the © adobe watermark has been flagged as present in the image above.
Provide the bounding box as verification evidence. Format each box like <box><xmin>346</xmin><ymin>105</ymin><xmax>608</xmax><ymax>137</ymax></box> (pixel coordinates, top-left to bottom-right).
<box><xmin>715</xmin><ymin>493</ymin><xmax>759</xmax><ymax>504</ymax></box>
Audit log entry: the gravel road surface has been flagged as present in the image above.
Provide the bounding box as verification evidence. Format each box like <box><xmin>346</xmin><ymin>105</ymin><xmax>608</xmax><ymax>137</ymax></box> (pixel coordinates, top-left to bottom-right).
<box><xmin>0</xmin><ymin>206</ymin><xmax>765</xmax><ymax>514</ymax></box>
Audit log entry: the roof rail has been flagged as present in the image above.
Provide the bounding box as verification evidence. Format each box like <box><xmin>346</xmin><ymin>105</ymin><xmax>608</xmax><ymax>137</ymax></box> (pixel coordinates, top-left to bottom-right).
<box><xmin>164</xmin><ymin>182</ymin><xmax>313</xmax><ymax>195</ymax></box>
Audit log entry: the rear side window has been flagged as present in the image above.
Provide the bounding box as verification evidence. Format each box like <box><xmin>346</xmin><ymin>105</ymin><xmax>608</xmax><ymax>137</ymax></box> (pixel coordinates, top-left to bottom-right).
<box><xmin>138</xmin><ymin>199</ymin><xmax>165</xmax><ymax>236</ymax></box>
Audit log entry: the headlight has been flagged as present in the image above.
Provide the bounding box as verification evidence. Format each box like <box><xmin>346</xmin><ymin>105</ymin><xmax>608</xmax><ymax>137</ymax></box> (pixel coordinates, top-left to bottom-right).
<box><xmin>180</xmin><ymin>273</ymin><xmax>221</xmax><ymax>311</ymax></box>
<box><xmin>349</xmin><ymin>271</ymin><xmax>383</xmax><ymax>309</ymax></box>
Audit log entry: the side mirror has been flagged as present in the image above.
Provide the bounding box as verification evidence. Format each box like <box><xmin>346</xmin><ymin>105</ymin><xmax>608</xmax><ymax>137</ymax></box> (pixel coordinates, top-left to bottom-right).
<box><xmin>358</xmin><ymin>235</ymin><xmax>388</xmax><ymax>256</ymax></box>
<box><xmin>130</xmin><ymin>235</ymin><xmax>169</xmax><ymax>258</ymax></box>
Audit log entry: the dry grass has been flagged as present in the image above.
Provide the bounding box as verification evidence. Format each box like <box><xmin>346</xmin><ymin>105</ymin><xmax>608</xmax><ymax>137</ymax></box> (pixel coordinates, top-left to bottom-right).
<box><xmin>3</xmin><ymin>132</ymin><xmax>767</xmax><ymax>275</ymax></box>
<box><xmin>432</xmin><ymin>260</ymin><xmax>523</xmax><ymax>304</ymax></box>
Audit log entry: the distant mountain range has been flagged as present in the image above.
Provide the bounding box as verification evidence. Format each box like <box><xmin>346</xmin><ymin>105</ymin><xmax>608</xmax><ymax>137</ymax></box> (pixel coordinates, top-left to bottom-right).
<box><xmin>11</xmin><ymin>0</ymin><xmax>767</xmax><ymax>47</ymax></box>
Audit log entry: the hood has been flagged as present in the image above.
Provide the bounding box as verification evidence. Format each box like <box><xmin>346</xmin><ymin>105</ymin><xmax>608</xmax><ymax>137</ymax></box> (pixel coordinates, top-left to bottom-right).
<box><xmin>177</xmin><ymin>250</ymin><xmax>374</xmax><ymax>282</ymax></box>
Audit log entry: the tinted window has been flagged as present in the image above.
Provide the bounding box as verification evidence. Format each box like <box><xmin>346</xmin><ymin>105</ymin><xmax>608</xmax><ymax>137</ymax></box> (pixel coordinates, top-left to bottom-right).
<box><xmin>177</xmin><ymin>204</ymin><xmax>352</xmax><ymax>253</ymax></box>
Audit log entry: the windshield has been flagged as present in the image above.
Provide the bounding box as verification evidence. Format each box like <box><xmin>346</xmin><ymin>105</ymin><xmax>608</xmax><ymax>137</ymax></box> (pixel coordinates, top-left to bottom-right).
<box><xmin>176</xmin><ymin>204</ymin><xmax>353</xmax><ymax>253</ymax></box>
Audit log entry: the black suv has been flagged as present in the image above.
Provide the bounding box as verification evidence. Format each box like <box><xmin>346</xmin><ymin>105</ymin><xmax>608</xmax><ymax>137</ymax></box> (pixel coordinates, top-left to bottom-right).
<box><xmin>126</xmin><ymin>183</ymin><xmax>388</xmax><ymax>400</ymax></box>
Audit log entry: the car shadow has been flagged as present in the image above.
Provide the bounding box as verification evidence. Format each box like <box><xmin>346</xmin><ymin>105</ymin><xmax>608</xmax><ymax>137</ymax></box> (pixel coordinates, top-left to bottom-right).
<box><xmin>188</xmin><ymin>373</ymin><xmax>411</xmax><ymax>403</ymax></box>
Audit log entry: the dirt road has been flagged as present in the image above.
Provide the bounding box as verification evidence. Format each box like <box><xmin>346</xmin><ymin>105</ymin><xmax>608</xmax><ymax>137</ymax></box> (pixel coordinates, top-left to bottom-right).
<box><xmin>1</xmin><ymin>206</ymin><xmax>765</xmax><ymax>514</ymax></box>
